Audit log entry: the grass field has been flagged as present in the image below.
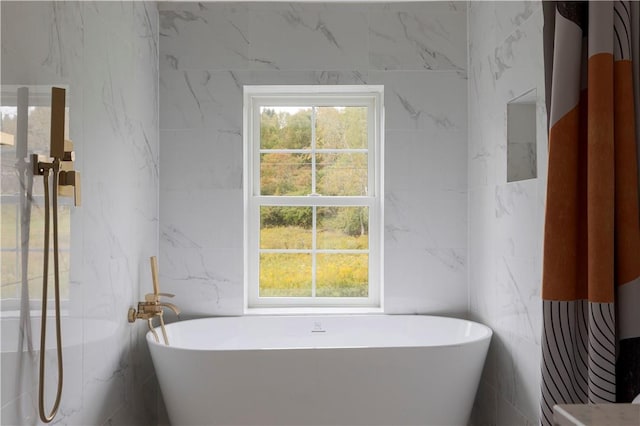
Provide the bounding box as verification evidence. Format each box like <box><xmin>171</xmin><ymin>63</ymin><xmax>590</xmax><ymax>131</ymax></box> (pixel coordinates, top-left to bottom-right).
<box><xmin>1</xmin><ymin>203</ymin><xmax>71</xmax><ymax>300</ymax></box>
<box><xmin>259</xmin><ymin>227</ymin><xmax>368</xmax><ymax>298</ymax></box>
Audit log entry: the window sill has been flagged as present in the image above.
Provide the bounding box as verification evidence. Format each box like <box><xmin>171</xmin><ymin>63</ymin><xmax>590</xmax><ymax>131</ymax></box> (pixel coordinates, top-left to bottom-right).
<box><xmin>244</xmin><ymin>306</ymin><xmax>384</xmax><ymax>316</ymax></box>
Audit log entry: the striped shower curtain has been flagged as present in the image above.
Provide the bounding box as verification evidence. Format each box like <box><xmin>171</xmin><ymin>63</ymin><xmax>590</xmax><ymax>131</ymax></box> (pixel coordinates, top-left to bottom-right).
<box><xmin>541</xmin><ymin>2</ymin><xmax>640</xmax><ymax>424</ymax></box>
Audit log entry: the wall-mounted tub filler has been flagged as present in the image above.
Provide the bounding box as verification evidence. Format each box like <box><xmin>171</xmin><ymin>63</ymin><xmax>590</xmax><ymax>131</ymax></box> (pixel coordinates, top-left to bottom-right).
<box><xmin>128</xmin><ymin>256</ymin><xmax>181</xmax><ymax>345</ymax></box>
<box><xmin>31</xmin><ymin>87</ymin><xmax>81</xmax><ymax>423</ymax></box>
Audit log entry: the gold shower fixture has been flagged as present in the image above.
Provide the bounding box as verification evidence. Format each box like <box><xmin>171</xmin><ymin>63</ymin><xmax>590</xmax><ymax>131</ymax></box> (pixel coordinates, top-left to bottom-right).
<box><xmin>128</xmin><ymin>256</ymin><xmax>180</xmax><ymax>345</ymax></box>
<box><xmin>33</xmin><ymin>87</ymin><xmax>81</xmax><ymax>424</ymax></box>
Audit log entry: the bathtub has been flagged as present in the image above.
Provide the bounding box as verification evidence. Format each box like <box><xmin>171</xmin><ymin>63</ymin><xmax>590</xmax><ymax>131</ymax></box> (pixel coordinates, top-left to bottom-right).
<box><xmin>147</xmin><ymin>315</ymin><xmax>492</xmax><ymax>426</ymax></box>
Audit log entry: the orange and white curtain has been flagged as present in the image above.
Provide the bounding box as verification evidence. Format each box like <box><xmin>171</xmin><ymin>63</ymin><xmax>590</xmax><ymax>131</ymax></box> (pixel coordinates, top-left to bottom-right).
<box><xmin>541</xmin><ymin>2</ymin><xmax>640</xmax><ymax>424</ymax></box>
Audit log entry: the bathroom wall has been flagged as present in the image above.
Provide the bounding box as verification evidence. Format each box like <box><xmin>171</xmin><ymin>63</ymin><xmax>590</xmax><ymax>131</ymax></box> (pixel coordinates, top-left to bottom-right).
<box><xmin>158</xmin><ymin>1</ymin><xmax>469</xmax><ymax>316</ymax></box>
<box><xmin>1</xmin><ymin>2</ymin><xmax>161</xmax><ymax>424</ymax></box>
<box><xmin>467</xmin><ymin>1</ymin><xmax>547</xmax><ymax>424</ymax></box>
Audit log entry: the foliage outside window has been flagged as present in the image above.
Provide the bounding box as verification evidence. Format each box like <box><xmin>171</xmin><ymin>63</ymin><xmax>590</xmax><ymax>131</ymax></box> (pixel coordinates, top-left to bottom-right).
<box><xmin>1</xmin><ymin>98</ymin><xmax>71</xmax><ymax>309</ymax></box>
<box><xmin>244</xmin><ymin>86</ymin><xmax>383</xmax><ymax>311</ymax></box>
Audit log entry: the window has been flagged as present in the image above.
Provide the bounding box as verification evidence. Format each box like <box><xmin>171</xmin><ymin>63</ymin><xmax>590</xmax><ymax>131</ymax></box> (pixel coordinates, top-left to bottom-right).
<box><xmin>1</xmin><ymin>86</ymin><xmax>72</xmax><ymax>313</ymax></box>
<box><xmin>244</xmin><ymin>85</ymin><xmax>384</xmax><ymax>311</ymax></box>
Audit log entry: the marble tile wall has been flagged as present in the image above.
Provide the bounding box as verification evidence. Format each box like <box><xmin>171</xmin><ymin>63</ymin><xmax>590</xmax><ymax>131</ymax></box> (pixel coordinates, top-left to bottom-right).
<box><xmin>467</xmin><ymin>1</ymin><xmax>547</xmax><ymax>424</ymax></box>
<box><xmin>1</xmin><ymin>2</ymin><xmax>160</xmax><ymax>424</ymax></box>
<box><xmin>158</xmin><ymin>2</ymin><xmax>469</xmax><ymax>317</ymax></box>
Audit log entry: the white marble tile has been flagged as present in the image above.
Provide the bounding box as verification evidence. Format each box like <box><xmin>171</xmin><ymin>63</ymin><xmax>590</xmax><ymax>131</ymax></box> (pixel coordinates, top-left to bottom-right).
<box><xmin>467</xmin><ymin>2</ymin><xmax>498</xmax><ymax>65</ymax></box>
<box><xmin>245</xmin><ymin>70</ymin><xmax>369</xmax><ymax>86</ymax></box>
<box><xmin>0</xmin><ymin>391</ymin><xmax>37</xmax><ymax>426</ymax></box>
<box><xmin>468</xmin><ymin>1</ymin><xmax>541</xmax><ymax>60</ymax></box>
<box><xmin>85</xmin><ymin>1</ymin><xmax>135</xmax><ymax>41</ymax></box>
<box><xmin>0</xmin><ymin>2</ymin><xmax>84</xmax><ymax>85</ymax></box>
<box><xmin>159</xmin><ymin>69</ymin><xmax>246</xmax><ymax>131</ymax></box>
<box><xmin>386</xmin><ymin>188</ymin><xmax>467</xmax><ymax>250</ymax></box>
<box><xmin>495</xmin><ymin>256</ymin><xmax>540</xmax><ymax>343</ymax></box>
<box><xmin>492</xmin><ymin>1</ymin><xmax>542</xmax><ymax>50</ymax></box>
<box><xmin>161</xmin><ymin>128</ymin><xmax>242</xmax><ymax>192</ymax></box>
<box><xmin>490</xmin><ymin>8</ymin><xmax>545</xmax><ymax>108</ymax></box>
<box><xmin>470</xmin><ymin>379</ymin><xmax>498</xmax><ymax>426</ymax></box>
<box><xmin>161</xmin><ymin>189</ymin><xmax>243</xmax><ymax>251</ymax></box>
<box><xmin>494</xmin><ymin>180</ymin><xmax>541</xmax><ymax>259</ymax></box>
<box><xmin>159</xmin><ymin>2</ymin><xmax>249</xmax><ymax>71</ymax></box>
<box><xmin>247</xmin><ymin>4</ymin><xmax>369</xmax><ymax>71</ymax></box>
<box><xmin>509</xmin><ymin>336</ymin><xmax>542</xmax><ymax>423</ymax></box>
<box><xmin>468</xmin><ymin>186</ymin><xmax>498</xmax><ymax>303</ymax></box>
<box><xmin>131</xmin><ymin>3</ymin><xmax>161</xmax><ymax>129</ymax></box>
<box><xmin>159</xmin><ymin>247</ymin><xmax>244</xmax><ymax>316</ymax></box>
<box><xmin>385</xmin><ymin>247</ymin><xmax>467</xmax><ymax>315</ymax></box>
<box><xmin>369</xmin><ymin>2</ymin><xmax>467</xmax><ymax>71</ymax></box>
<box><xmin>78</xmin><ymin>331</ymin><xmax>129</xmax><ymax>425</ymax></box>
<box><xmin>369</xmin><ymin>70</ymin><xmax>467</xmax><ymax>132</ymax></box>
<box><xmin>497</xmin><ymin>394</ymin><xmax>535</xmax><ymax>426</ymax></box>
<box><xmin>385</xmin><ymin>128</ymin><xmax>467</xmax><ymax>194</ymax></box>
<box><xmin>468</xmin><ymin>3</ymin><xmax>545</xmax><ymax>425</ymax></box>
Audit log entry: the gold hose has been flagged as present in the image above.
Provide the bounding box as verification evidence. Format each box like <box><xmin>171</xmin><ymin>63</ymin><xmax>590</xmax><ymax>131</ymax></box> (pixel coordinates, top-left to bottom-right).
<box><xmin>38</xmin><ymin>162</ymin><xmax>64</xmax><ymax>423</ymax></box>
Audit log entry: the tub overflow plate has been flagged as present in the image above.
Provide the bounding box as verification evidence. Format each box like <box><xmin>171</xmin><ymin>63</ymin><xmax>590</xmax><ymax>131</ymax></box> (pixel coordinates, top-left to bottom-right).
<box><xmin>311</xmin><ymin>322</ymin><xmax>326</xmax><ymax>333</ymax></box>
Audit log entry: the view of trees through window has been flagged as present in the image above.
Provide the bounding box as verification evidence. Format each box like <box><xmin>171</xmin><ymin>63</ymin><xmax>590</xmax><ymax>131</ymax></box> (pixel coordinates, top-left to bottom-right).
<box><xmin>258</xmin><ymin>106</ymin><xmax>370</xmax><ymax>298</ymax></box>
<box><xmin>1</xmin><ymin>105</ymin><xmax>71</xmax><ymax>302</ymax></box>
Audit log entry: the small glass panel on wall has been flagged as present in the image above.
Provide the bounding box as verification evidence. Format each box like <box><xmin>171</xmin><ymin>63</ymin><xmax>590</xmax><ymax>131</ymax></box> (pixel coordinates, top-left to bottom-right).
<box><xmin>507</xmin><ymin>89</ymin><xmax>537</xmax><ymax>182</ymax></box>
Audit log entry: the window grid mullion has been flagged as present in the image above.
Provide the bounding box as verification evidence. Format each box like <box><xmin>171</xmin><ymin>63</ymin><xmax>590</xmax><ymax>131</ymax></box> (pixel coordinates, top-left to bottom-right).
<box><xmin>312</xmin><ymin>206</ymin><xmax>317</xmax><ymax>298</ymax></box>
<box><xmin>258</xmin><ymin>148</ymin><xmax>368</xmax><ymax>154</ymax></box>
<box><xmin>260</xmin><ymin>249</ymin><xmax>370</xmax><ymax>254</ymax></box>
<box><xmin>15</xmin><ymin>203</ymin><xmax>20</xmax><ymax>299</ymax></box>
<box><xmin>311</xmin><ymin>106</ymin><xmax>317</xmax><ymax>196</ymax></box>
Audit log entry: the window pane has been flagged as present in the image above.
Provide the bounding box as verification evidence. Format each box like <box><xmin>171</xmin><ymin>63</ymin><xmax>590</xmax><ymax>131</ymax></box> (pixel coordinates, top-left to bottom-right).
<box><xmin>260</xmin><ymin>253</ymin><xmax>312</xmax><ymax>297</ymax></box>
<box><xmin>1</xmin><ymin>251</ymin><xmax>18</xmax><ymax>298</ymax></box>
<box><xmin>260</xmin><ymin>153</ymin><xmax>311</xmax><ymax>195</ymax></box>
<box><xmin>1</xmin><ymin>204</ymin><xmax>17</xmax><ymax>248</ymax></box>
<box><xmin>316</xmin><ymin>153</ymin><xmax>367</xmax><ymax>196</ymax></box>
<box><xmin>260</xmin><ymin>206</ymin><xmax>312</xmax><ymax>249</ymax></box>
<box><xmin>260</xmin><ymin>107</ymin><xmax>311</xmax><ymax>149</ymax></box>
<box><xmin>316</xmin><ymin>107</ymin><xmax>367</xmax><ymax>149</ymax></box>
<box><xmin>317</xmin><ymin>207</ymin><xmax>368</xmax><ymax>250</ymax></box>
<box><xmin>316</xmin><ymin>253</ymin><xmax>368</xmax><ymax>297</ymax></box>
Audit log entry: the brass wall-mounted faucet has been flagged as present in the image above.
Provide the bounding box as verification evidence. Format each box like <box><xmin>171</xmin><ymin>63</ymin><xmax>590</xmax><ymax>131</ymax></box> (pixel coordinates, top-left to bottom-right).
<box><xmin>128</xmin><ymin>256</ymin><xmax>180</xmax><ymax>345</ymax></box>
<box><xmin>32</xmin><ymin>89</ymin><xmax>80</xmax><ymax>206</ymax></box>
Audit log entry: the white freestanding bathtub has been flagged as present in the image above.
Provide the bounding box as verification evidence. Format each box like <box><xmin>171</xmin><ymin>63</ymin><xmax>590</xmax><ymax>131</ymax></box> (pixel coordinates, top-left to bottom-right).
<box><xmin>147</xmin><ymin>315</ymin><xmax>492</xmax><ymax>426</ymax></box>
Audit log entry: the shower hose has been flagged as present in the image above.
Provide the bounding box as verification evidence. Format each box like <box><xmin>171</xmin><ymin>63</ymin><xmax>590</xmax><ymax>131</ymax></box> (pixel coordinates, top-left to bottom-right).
<box><xmin>38</xmin><ymin>161</ymin><xmax>64</xmax><ymax>423</ymax></box>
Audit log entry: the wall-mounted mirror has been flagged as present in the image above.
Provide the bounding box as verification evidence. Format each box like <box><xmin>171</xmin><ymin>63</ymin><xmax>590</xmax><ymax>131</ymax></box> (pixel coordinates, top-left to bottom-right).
<box><xmin>507</xmin><ymin>89</ymin><xmax>537</xmax><ymax>182</ymax></box>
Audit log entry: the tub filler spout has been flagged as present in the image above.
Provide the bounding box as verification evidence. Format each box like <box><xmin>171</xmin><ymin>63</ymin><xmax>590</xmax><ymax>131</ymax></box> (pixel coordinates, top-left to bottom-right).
<box><xmin>128</xmin><ymin>256</ymin><xmax>180</xmax><ymax>345</ymax></box>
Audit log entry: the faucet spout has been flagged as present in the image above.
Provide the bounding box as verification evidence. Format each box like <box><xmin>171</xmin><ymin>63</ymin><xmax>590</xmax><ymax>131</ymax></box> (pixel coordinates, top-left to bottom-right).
<box><xmin>158</xmin><ymin>302</ymin><xmax>181</xmax><ymax>316</ymax></box>
<box><xmin>128</xmin><ymin>256</ymin><xmax>181</xmax><ymax>346</ymax></box>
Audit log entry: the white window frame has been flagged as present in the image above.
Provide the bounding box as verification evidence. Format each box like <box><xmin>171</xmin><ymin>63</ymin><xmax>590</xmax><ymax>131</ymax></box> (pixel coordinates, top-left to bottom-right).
<box><xmin>243</xmin><ymin>85</ymin><xmax>384</xmax><ymax>314</ymax></box>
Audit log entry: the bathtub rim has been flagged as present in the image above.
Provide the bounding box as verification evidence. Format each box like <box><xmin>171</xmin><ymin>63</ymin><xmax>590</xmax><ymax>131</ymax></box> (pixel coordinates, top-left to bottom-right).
<box><xmin>145</xmin><ymin>314</ymin><xmax>493</xmax><ymax>352</ymax></box>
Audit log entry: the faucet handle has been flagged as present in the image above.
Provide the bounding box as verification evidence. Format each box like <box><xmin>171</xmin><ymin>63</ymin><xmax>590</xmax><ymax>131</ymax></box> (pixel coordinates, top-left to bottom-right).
<box><xmin>144</xmin><ymin>292</ymin><xmax>175</xmax><ymax>302</ymax></box>
<box><xmin>58</xmin><ymin>170</ymin><xmax>81</xmax><ymax>206</ymax></box>
<box><xmin>62</xmin><ymin>139</ymin><xmax>75</xmax><ymax>161</ymax></box>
